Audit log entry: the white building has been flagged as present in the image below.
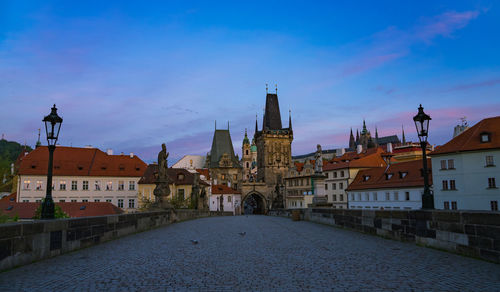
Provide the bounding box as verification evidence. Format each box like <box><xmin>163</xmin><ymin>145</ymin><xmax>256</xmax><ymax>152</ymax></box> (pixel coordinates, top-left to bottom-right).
<box><xmin>210</xmin><ymin>184</ymin><xmax>241</xmax><ymax>215</ymax></box>
<box><xmin>431</xmin><ymin>116</ymin><xmax>500</xmax><ymax>211</ymax></box>
<box><xmin>347</xmin><ymin>159</ymin><xmax>430</xmax><ymax>210</ymax></box>
<box><xmin>17</xmin><ymin>146</ymin><xmax>147</xmax><ymax>211</ymax></box>
<box><xmin>172</xmin><ymin>155</ymin><xmax>206</xmax><ymax>173</ymax></box>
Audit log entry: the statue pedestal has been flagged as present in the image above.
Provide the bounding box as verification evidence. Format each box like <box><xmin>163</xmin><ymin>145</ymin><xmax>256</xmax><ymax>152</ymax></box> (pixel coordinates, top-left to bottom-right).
<box><xmin>153</xmin><ymin>178</ymin><xmax>171</xmax><ymax>210</ymax></box>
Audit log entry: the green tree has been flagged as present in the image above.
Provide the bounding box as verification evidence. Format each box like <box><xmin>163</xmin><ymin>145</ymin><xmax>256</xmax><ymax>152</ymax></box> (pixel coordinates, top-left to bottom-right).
<box><xmin>32</xmin><ymin>200</ymin><xmax>69</xmax><ymax>219</ymax></box>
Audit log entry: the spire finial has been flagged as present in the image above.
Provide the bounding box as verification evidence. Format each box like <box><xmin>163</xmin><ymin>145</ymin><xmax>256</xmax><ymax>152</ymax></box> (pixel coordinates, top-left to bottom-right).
<box><xmin>266</xmin><ymin>83</ymin><xmax>268</xmax><ymax>93</ymax></box>
<box><xmin>228</xmin><ymin>121</ymin><xmax>230</xmax><ymax>130</ymax></box>
<box><xmin>275</xmin><ymin>84</ymin><xmax>277</xmax><ymax>94</ymax></box>
<box><xmin>215</xmin><ymin>120</ymin><xmax>217</xmax><ymax>130</ymax></box>
<box><xmin>255</xmin><ymin>113</ymin><xmax>258</xmax><ymax>133</ymax></box>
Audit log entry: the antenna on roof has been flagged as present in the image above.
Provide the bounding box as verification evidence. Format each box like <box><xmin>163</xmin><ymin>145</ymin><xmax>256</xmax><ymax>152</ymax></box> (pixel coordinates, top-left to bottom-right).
<box><xmin>266</xmin><ymin>83</ymin><xmax>268</xmax><ymax>93</ymax></box>
<box><xmin>275</xmin><ymin>84</ymin><xmax>278</xmax><ymax>94</ymax></box>
<box><xmin>227</xmin><ymin>121</ymin><xmax>230</xmax><ymax>130</ymax></box>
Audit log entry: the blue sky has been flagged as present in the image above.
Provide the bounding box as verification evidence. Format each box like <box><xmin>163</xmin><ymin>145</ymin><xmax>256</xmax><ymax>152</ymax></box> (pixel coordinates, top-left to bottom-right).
<box><xmin>1</xmin><ymin>1</ymin><xmax>499</xmax><ymax>163</ymax></box>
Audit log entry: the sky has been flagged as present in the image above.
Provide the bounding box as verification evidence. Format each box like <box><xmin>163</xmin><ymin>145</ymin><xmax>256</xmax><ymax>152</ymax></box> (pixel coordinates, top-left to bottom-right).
<box><xmin>1</xmin><ymin>0</ymin><xmax>499</xmax><ymax>163</ymax></box>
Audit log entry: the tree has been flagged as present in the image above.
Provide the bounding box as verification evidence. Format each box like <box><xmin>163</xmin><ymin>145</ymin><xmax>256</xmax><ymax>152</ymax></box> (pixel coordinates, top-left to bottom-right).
<box><xmin>32</xmin><ymin>200</ymin><xmax>69</xmax><ymax>219</ymax></box>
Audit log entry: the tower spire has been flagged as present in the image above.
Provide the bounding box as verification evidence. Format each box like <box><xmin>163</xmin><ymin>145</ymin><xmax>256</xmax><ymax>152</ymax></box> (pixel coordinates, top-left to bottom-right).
<box><xmin>255</xmin><ymin>114</ymin><xmax>258</xmax><ymax>133</ymax></box>
<box><xmin>349</xmin><ymin>128</ymin><xmax>355</xmax><ymax>149</ymax></box>
<box><xmin>36</xmin><ymin>128</ymin><xmax>41</xmax><ymax>148</ymax></box>
<box><xmin>402</xmin><ymin>125</ymin><xmax>406</xmax><ymax>144</ymax></box>
<box><xmin>288</xmin><ymin>109</ymin><xmax>292</xmax><ymax>130</ymax></box>
<box><xmin>375</xmin><ymin>126</ymin><xmax>379</xmax><ymax>147</ymax></box>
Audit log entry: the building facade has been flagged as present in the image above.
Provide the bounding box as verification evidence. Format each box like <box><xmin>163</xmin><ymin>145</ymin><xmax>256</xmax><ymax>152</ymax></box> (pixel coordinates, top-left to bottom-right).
<box><xmin>346</xmin><ymin>159</ymin><xmax>431</xmax><ymax>210</ymax></box>
<box><xmin>17</xmin><ymin>146</ymin><xmax>147</xmax><ymax>211</ymax></box>
<box><xmin>209</xmin><ymin>184</ymin><xmax>241</xmax><ymax>215</ymax></box>
<box><xmin>431</xmin><ymin>116</ymin><xmax>500</xmax><ymax>211</ymax></box>
<box><xmin>206</xmin><ymin>127</ymin><xmax>242</xmax><ymax>189</ymax></box>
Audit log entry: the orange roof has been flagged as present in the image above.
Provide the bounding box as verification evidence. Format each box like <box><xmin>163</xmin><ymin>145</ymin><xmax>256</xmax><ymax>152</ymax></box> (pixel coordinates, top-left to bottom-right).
<box><xmin>431</xmin><ymin>116</ymin><xmax>500</xmax><ymax>155</ymax></box>
<box><xmin>196</xmin><ymin>168</ymin><xmax>211</xmax><ymax>180</ymax></box>
<box><xmin>18</xmin><ymin>146</ymin><xmax>147</xmax><ymax>177</ymax></box>
<box><xmin>346</xmin><ymin>159</ymin><xmax>432</xmax><ymax>191</ymax></box>
<box><xmin>211</xmin><ymin>184</ymin><xmax>241</xmax><ymax>194</ymax></box>
<box><xmin>0</xmin><ymin>202</ymin><xmax>123</xmax><ymax>219</ymax></box>
<box><xmin>0</xmin><ymin>192</ymin><xmax>16</xmax><ymax>203</ymax></box>
<box><xmin>324</xmin><ymin>147</ymin><xmax>386</xmax><ymax>171</ymax></box>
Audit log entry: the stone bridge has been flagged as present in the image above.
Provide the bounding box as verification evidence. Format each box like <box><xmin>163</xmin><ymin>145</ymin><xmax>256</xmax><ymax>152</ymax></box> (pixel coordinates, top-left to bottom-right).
<box><xmin>1</xmin><ymin>215</ymin><xmax>499</xmax><ymax>291</ymax></box>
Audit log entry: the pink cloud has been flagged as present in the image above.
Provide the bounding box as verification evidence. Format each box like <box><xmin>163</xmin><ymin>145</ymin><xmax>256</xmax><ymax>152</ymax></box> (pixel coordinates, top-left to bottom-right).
<box><xmin>446</xmin><ymin>78</ymin><xmax>500</xmax><ymax>92</ymax></box>
<box><xmin>414</xmin><ymin>11</ymin><xmax>480</xmax><ymax>43</ymax></box>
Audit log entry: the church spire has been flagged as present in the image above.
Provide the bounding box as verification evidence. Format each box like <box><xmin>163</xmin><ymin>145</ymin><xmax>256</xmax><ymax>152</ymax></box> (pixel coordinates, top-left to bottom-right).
<box><xmin>263</xmin><ymin>91</ymin><xmax>283</xmax><ymax>130</ymax></box>
<box><xmin>288</xmin><ymin>109</ymin><xmax>292</xmax><ymax>130</ymax></box>
<box><xmin>356</xmin><ymin>129</ymin><xmax>360</xmax><ymax>144</ymax></box>
<box><xmin>36</xmin><ymin>128</ymin><xmax>41</xmax><ymax>148</ymax></box>
<box><xmin>375</xmin><ymin>127</ymin><xmax>379</xmax><ymax>147</ymax></box>
<box><xmin>349</xmin><ymin>128</ymin><xmax>355</xmax><ymax>149</ymax></box>
<box><xmin>361</xmin><ymin>119</ymin><xmax>368</xmax><ymax>135</ymax></box>
<box><xmin>402</xmin><ymin>125</ymin><xmax>406</xmax><ymax>144</ymax></box>
<box><xmin>255</xmin><ymin>114</ymin><xmax>258</xmax><ymax>134</ymax></box>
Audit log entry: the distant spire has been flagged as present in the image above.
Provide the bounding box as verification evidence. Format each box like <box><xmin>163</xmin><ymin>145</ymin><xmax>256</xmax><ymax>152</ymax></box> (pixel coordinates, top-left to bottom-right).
<box><xmin>36</xmin><ymin>128</ymin><xmax>41</xmax><ymax>148</ymax></box>
<box><xmin>375</xmin><ymin>127</ymin><xmax>379</xmax><ymax>147</ymax></box>
<box><xmin>288</xmin><ymin>109</ymin><xmax>292</xmax><ymax>130</ymax></box>
<box><xmin>349</xmin><ymin>128</ymin><xmax>355</xmax><ymax>149</ymax></box>
<box><xmin>362</xmin><ymin>119</ymin><xmax>368</xmax><ymax>134</ymax></box>
<box><xmin>356</xmin><ymin>129</ymin><xmax>360</xmax><ymax>143</ymax></box>
<box><xmin>402</xmin><ymin>125</ymin><xmax>406</xmax><ymax>144</ymax></box>
<box><xmin>255</xmin><ymin>114</ymin><xmax>258</xmax><ymax>133</ymax></box>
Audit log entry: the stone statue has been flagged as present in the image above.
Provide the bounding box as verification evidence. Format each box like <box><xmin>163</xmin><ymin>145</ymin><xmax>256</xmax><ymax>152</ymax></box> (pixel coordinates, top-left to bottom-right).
<box><xmin>314</xmin><ymin>144</ymin><xmax>323</xmax><ymax>173</ymax></box>
<box><xmin>199</xmin><ymin>185</ymin><xmax>208</xmax><ymax>210</ymax></box>
<box><xmin>191</xmin><ymin>174</ymin><xmax>200</xmax><ymax>209</ymax></box>
<box><xmin>154</xmin><ymin>143</ymin><xmax>171</xmax><ymax>207</ymax></box>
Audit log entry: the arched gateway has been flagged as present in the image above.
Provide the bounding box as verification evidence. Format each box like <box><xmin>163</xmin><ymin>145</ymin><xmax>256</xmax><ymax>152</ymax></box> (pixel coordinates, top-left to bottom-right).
<box><xmin>243</xmin><ymin>192</ymin><xmax>266</xmax><ymax>215</ymax></box>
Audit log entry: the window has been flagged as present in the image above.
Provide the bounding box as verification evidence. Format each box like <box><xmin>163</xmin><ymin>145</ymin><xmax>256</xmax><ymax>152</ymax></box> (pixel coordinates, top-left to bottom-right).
<box><xmin>339</xmin><ymin>183</ymin><xmax>343</xmax><ymax>190</ymax></box>
<box><xmin>83</xmin><ymin>181</ymin><xmax>89</xmax><ymax>190</ymax></box>
<box><xmin>451</xmin><ymin>201</ymin><xmax>457</xmax><ymax>210</ymax></box>
<box><xmin>60</xmin><ymin>181</ymin><xmax>66</xmax><ymax>191</ymax></box>
<box><xmin>246</xmin><ymin>162</ymin><xmax>249</xmax><ymax>168</ymax></box>
<box><xmin>36</xmin><ymin>180</ymin><xmax>43</xmax><ymax>190</ymax></box>
<box><xmin>444</xmin><ymin>201</ymin><xmax>450</xmax><ymax>210</ymax></box>
<box><xmin>488</xmin><ymin>177</ymin><xmax>497</xmax><ymax>188</ymax></box>
<box><xmin>106</xmin><ymin>181</ymin><xmax>113</xmax><ymax>191</ymax></box>
<box><xmin>245</xmin><ymin>150</ymin><xmax>249</xmax><ymax>155</ymax></box>
<box><xmin>373</xmin><ymin>192</ymin><xmax>378</xmax><ymax>201</ymax></box>
<box><xmin>129</xmin><ymin>181</ymin><xmax>135</xmax><ymax>191</ymax></box>
<box><xmin>385</xmin><ymin>192</ymin><xmax>390</xmax><ymax>201</ymax></box>
<box><xmin>325</xmin><ymin>184</ymin><xmax>328</xmax><ymax>190</ymax></box>
<box><xmin>442</xmin><ymin>180</ymin><xmax>448</xmax><ymax>190</ymax></box>
<box><xmin>486</xmin><ymin>156</ymin><xmax>495</xmax><ymax>167</ymax></box>
<box><xmin>481</xmin><ymin>133</ymin><xmax>491</xmax><ymax>143</ymax></box>
<box><xmin>405</xmin><ymin>192</ymin><xmax>410</xmax><ymax>201</ymax></box>
<box><xmin>448</xmin><ymin>159</ymin><xmax>455</xmax><ymax>169</ymax></box>
<box><xmin>71</xmin><ymin>181</ymin><xmax>77</xmax><ymax>191</ymax></box>
<box><xmin>357</xmin><ymin>193</ymin><xmax>361</xmax><ymax>201</ymax></box>
<box><xmin>233</xmin><ymin>174</ymin><xmax>237</xmax><ymax>181</ymax></box>
<box><xmin>106</xmin><ymin>199</ymin><xmax>112</xmax><ymax>203</ymax></box>
<box><xmin>71</xmin><ymin>199</ymin><xmax>77</xmax><ymax>202</ymax></box>
<box><xmin>363</xmin><ymin>175</ymin><xmax>370</xmax><ymax>181</ymax></box>
<box><xmin>364</xmin><ymin>193</ymin><xmax>369</xmax><ymax>201</ymax></box>
<box><xmin>118</xmin><ymin>199</ymin><xmax>124</xmax><ymax>208</ymax></box>
<box><xmin>178</xmin><ymin>189</ymin><xmax>185</xmax><ymax>200</ymax></box>
<box><xmin>35</xmin><ymin>199</ymin><xmax>42</xmax><ymax>203</ymax></box>
<box><xmin>386</xmin><ymin>173</ymin><xmax>393</xmax><ymax>180</ymax></box>
<box><xmin>450</xmin><ymin>180</ymin><xmax>456</xmax><ymax>190</ymax></box>
<box><xmin>340</xmin><ymin>194</ymin><xmax>344</xmax><ymax>201</ymax></box>
<box><xmin>332</xmin><ymin>183</ymin><xmax>336</xmax><ymax>190</ymax></box>
<box><xmin>399</xmin><ymin>172</ymin><xmax>408</xmax><ymax>178</ymax></box>
<box><xmin>351</xmin><ymin>194</ymin><xmax>354</xmax><ymax>201</ymax></box>
<box><xmin>23</xmin><ymin>199</ymin><xmax>29</xmax><ymax>202</ymax></box>
<box><xmin>394</xmin><ymin>191</ymin><xmax>399</xmax><ymax>201</ymax></box>
<box><xmin>334</xmin><ymin>172</ymin><xmax>338</xmax><ymax>178</ymax></box>
<box><xmin>94</xmin><ymin>199</ymin><xmax>100</xmax><ymax>202</ymax></box>
<box><xmin>491</xmin><ymin>201</ymin><xmax>498</xmax><ymax>211</ymax></box>
<box><xmin>221</xmin><ymin>174</ymin><xmax>226</xmax><ymax>180</ymax></box>
<box><xmin>59</xmin><ymin>199</ymin><xmax>65</xmax><ymax>202</ymax></box>
<box><xmin>95</xmin><ymin>181</ymin><xmax>101</xmax><ymax>191</ymax></box>
<box><xmin>82</xmin><ymin>199</ymin><xmax>88</xmax><ymax>202</ymax></box>
<box><xmin>128</xmin><ymin>199</ymin><xmax>135</xmax><ymax>208</ymax></box>
<box><xmin>118</xmin><ymin>181</ymin><xmax>124</xmax><ymax>190</ymax></box>
<box><xmin>23</xmin><ymin>180</ymin><xmax>30</xmax><ymax>190</ymax></box>
<box><xmin>326</xmin><ymin>172</ymin><xmax>329</xmax><ymax>178</ymax></box>
<box><xmin>341</xmin><ymin>171</ymin><xmax>345</xmax><ymax>177</ymax></box>
<box><xmin>306</xmin><ymin>179</ymin><xmax>309</xmax><ymax>186</ymax></box>
<box><xmin>228</xmin><ymin>196</ymin><xmax>232</xmax><ymax>203</ymax></box>
<box><xmin>333</xmin><ymin>195</ymin><xmax>337</xmax><ymax>201</ymax></box>
<box><xmin>440</xmin><ymin>160</ymin><xmax>447</xmax><ymax>170</ymax></box>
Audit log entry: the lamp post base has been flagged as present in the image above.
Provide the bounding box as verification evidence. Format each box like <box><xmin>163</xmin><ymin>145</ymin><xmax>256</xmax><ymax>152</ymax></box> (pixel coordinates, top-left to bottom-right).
<box><xmin>422</xmin><ymin>193</ymin><xmax>434</xmax><ymax>210</ymax></box>
<box><xmin>41</xmin><ymin>198</ymin><xmax>55</xmax><ymax>219</ymax></box>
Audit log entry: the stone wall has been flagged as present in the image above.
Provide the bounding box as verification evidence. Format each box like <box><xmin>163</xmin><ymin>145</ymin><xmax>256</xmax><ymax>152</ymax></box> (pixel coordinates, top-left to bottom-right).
<box><xmin>0</xmin><ymin>209</ymin><xmax>233</xmax><ymax>271</ymax></box>
<box><xmin>269</xmin><ymin>208</ymin><xmax>500</xmax><ymax>263</ymax></box>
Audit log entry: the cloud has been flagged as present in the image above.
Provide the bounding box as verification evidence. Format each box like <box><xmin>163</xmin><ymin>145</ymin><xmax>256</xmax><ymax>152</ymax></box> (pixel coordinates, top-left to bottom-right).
<box><xmin>414</xmin><ymin>11</ymin><xmax>480</xmax><ymax>43</ymax></box>
<box><xmin>446</xmin><ymin>78</ymin><xmax>500</xmax><ymax>92</ymax></box>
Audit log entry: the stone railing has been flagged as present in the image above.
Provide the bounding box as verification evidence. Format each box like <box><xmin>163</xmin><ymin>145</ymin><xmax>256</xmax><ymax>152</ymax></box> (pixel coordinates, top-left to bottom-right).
<box><xmin>0</xmin><ymin>209</ymin><xmax>232</xmax><ymax>271</ymax></box>
<box><xmin>269</xmin><ymin>208</ymin><xmax>500</xmax><ymax>263</ymax></box>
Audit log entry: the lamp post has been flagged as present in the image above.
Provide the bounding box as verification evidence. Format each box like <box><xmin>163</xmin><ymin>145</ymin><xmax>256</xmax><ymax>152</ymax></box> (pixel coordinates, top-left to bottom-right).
<box><xmin>413</xmin><ymin>104</ymin><xmax>433</xmax><ymax>209</ymax></box>
<box><xmin>41</xmin><ymin>105</ymin><xmax>63</xmax><ymax>219</ymax></box>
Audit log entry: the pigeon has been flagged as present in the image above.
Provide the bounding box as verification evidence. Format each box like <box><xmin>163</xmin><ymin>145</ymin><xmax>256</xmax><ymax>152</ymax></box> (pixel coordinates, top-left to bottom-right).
<box><xmin>238</xmin><ymin>232</ymin><xmax>246</xmax><ymax>236</ymax></box>
<box><xmin>190</xmin><ymin>239</ymin><xmax>199</xmax><ymax>244</ymax></box>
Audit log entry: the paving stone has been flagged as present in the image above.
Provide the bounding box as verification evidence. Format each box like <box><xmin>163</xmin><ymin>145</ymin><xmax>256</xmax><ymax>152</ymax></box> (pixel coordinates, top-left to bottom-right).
<box><xmin>0</xmin><ymin>216</ymin><xmax>500</xmax><ymax>291</ymax></box>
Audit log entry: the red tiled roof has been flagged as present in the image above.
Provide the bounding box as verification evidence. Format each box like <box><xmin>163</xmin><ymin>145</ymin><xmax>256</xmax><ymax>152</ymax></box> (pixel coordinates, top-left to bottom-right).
<box><xmin>346</xmin><ymin>159</ymin><xmax>432</xmax><ymax>191</ymax></box>
<box><xmin>0</xmin><ymin>192</ymin><xmax>16</xmax><ymax>203</ymax></box>
<box><xmin>431</xmin><ymin>116</ymin><xmax>500</xmax><ymax>155</ymax></box>
<box><xmin>211</xmin><ymin>184</ymin><xmax>241</xmax><ymax>194</ymax></box>
<box><xmin>324</xmin><ymin>147</ymin><xmax>386</xmax><ymax>171</ymax></box>
<box><xmin>18</xmin><ymin>146</ymin><xmax>147</xmax><ymax>177</ymax></box>
<box><xmin>196</xmin><ymin>168</ymin><xmax>211</xmax><ymax>180</ymax></box>
<box><xmin>0</xmin><ymin>202</ymin><xmax>123</xmax><ymax>219</ymax></box>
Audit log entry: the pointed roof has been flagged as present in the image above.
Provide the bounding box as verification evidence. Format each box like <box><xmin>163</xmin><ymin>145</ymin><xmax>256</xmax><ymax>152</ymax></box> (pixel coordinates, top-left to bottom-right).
<box><xmin>349</xmin><ymin>128</ymin><xmax>355</xmax><ymax>148</ymax></box>
<box><xmin>402</xmin><ymin>125</ymin><xmax>406</xmax><ymax>144</ymax></box>
<box><xmin>356</xmin><ymin>129</ymin><xmax>360</xmax><ymax>142</ymax></box>
<box><xmin>243</xmin><ymin>129</ymin><xmax>250</xmax><ymax>145</ymax></box>
<box><xmin>288</xmin><ymin>109</ymin><xmax>292</xmax><ymax>130</ymax></box>
<box><xmin>263</xmin><ymin>93</ymin><xmax>283</xmax><ymax>130</ymax></box>
<box><xmin>361</xmin><ymin>120</ymin><xmax>368</xmax><ymax>135</ymax></box>
<box><xmin>209</xmin><ymin>129</ymin><xmax>240</xmax><ymax>168</ymax></box>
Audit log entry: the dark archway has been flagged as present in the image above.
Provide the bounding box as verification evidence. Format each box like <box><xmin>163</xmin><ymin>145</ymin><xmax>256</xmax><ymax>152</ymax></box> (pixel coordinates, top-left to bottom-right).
<box><xmin>243</xmin><ymin>193</ymin><xmax>266</xmax><ymax>215</ymax></box>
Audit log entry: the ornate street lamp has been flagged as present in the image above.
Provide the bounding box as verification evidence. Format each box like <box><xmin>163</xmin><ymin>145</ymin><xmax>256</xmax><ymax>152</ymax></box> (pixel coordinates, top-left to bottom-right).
<box><xmin>41</xmin><ymin>105</ymin><xmax>63</xmax><ymax>219</ymax></box>
<box><xmin>413</xmin><ymin>104</ymin><xmax>433</xmax><ymax>209</ymax></box>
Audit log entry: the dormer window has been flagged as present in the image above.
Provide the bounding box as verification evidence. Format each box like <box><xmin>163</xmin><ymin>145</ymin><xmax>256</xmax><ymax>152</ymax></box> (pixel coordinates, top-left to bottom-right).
<box><xmin>178</xmin><ymin>174</ymin><xmax>185</xmax><ymax>181</ymax></box>
<box><xmin>480</xmin><ymin>132</ymin><xmax>491</xmax><ymax>143</ymax></box>
<box><xmin>399</xmin><ymin>172</ymin><xmax>408</xmax><ymax>178</ymax></box>
<box><xmin>363</xmin><ymin>175</ymin><xmax>370</xmax><ymax>181</ymax></box>
<box><xmin>385</xmin><ymin>173</ymin><xmax>393</xmax><ymax>180</ymax></box>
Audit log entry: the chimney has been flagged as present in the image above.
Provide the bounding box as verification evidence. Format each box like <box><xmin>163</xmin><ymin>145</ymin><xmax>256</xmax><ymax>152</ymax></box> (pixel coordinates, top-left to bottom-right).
<box><xmin>356</xmin><ymin>144</ymin><xmax>363</xmax><ymax>154</ymax></box>
<box><xmin>336</xmin><ymin>148</ymin><xmax>345</xmax><ymax>157</ymax></box>
<box><xmin>387</xmin><ymin>142</ymin><xmax>393</xmax><ymax>153</ymax></box>
<box><xmin>130</xmin><ymin>153</ymin><xmax>134</xmax><ymax>158</ymax></box>
<box><xmin>107</xmin><ymin>149</ymin><xmax>113</xmax><ymax>155</ymax></box>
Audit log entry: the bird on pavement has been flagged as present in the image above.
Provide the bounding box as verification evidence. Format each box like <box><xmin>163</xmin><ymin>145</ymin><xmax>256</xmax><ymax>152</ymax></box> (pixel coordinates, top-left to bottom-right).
<box><xmin>238</xmin><ymin>232</ymin><xmax>246</xmax><ymax>236</ymax></box>
<box><xmin>190</xmin><ymin>239</ymin><xmax>199</xmax><ymax>244</ymax></box>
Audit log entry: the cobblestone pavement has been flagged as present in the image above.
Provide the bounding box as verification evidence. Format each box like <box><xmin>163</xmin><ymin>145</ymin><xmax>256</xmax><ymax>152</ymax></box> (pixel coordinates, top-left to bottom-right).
<box><xmin>1</xmin><ymin>216</ymin><xmax>500</xmax><ymax>291</ymax></box>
